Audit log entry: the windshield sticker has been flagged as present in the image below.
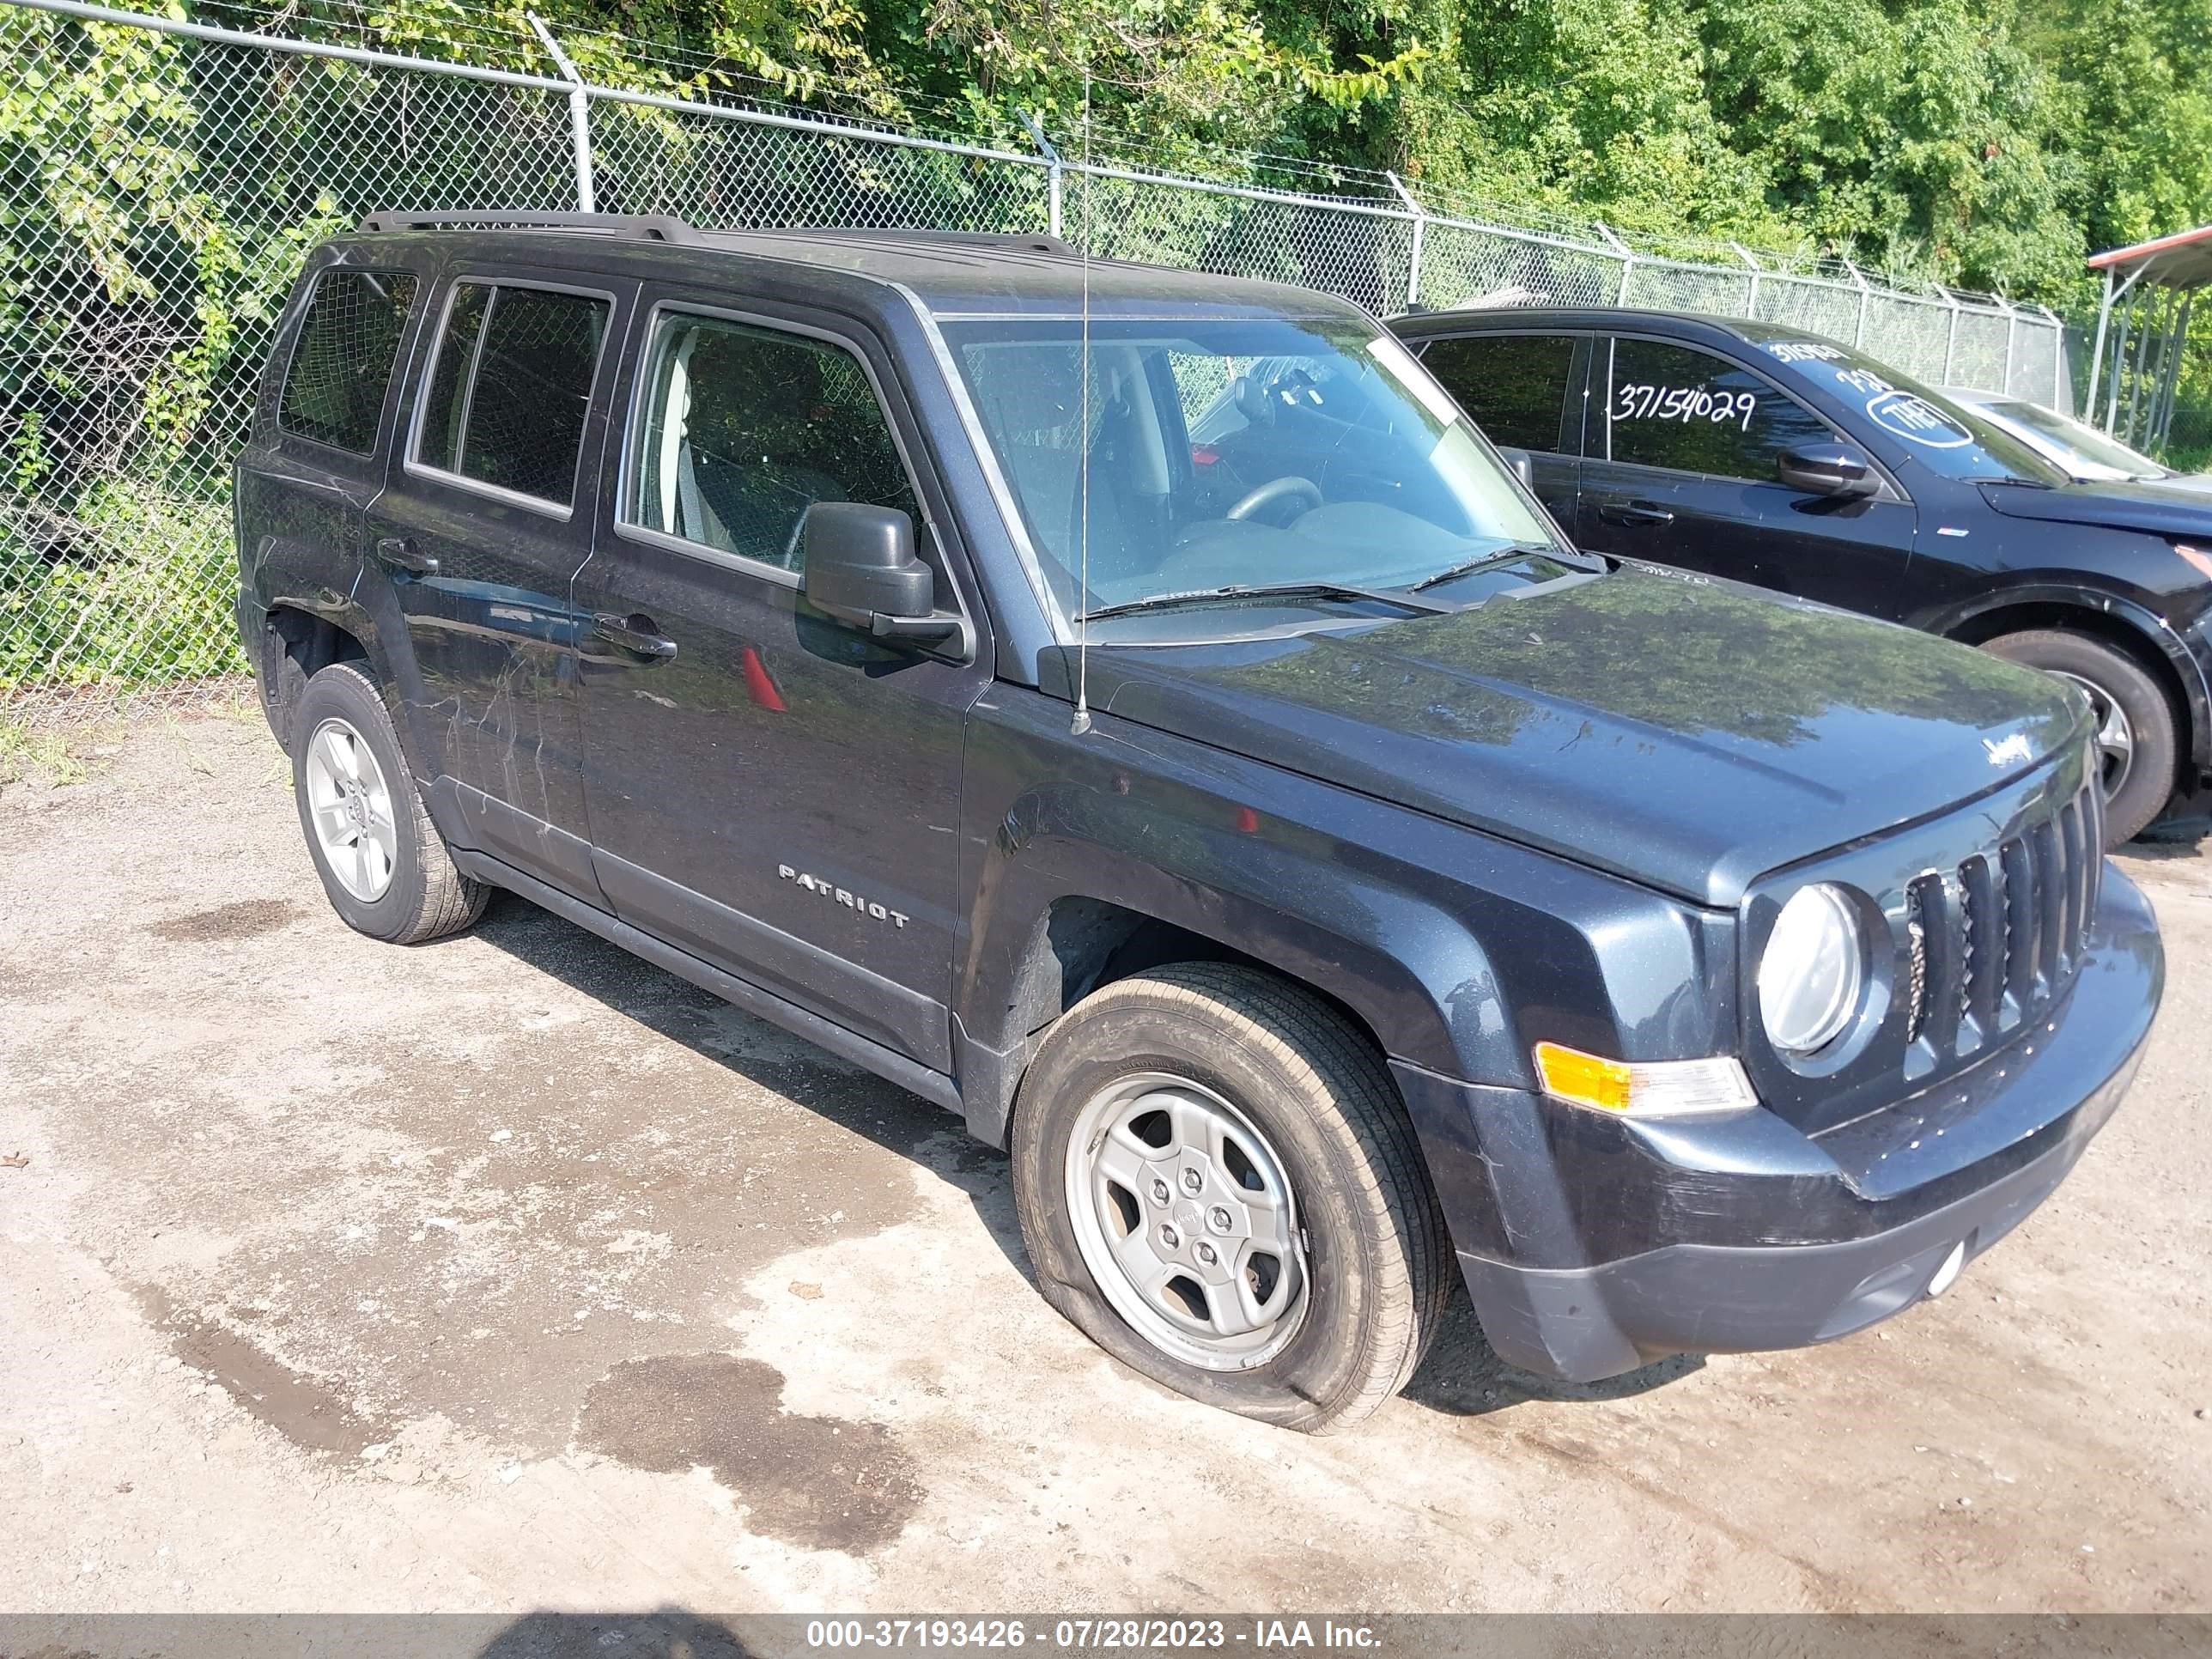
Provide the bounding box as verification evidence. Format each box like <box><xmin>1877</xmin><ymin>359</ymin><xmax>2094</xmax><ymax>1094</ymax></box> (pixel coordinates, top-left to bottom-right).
<box><xmin>1612</xmin><ymin>382</ymin><xmax>1757</xmax><ymax>431</ymax></box>
<box><xmin>1827</xmin><ymin>364</ymin><xmax>1976</xmax><ymax>448</ymax></box>
<box><xmin>1765</xmin><ymin>342</ymin><xmax>1845</xmax><ymax>362</ymax></box>
<box><xmin>1866</xmin><ymin>389</ymin><xmax>1974</xmax><ymax>447</ymax></box>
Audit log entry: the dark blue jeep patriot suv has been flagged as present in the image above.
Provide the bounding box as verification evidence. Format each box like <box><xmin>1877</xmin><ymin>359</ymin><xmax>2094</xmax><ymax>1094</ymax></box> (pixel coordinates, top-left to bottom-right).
<box><xmin>234</xmin><ymin>215</ymin><xmax>2161</xmax><ymax>1431</ymax></box>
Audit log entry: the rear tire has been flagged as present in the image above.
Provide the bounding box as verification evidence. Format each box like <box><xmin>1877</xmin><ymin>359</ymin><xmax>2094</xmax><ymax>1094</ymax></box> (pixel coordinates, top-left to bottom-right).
<box><xmin>290</xmin><ymin>662</ymin><xmax>487</xmax><ymax>944</ymax></box>
<box><xmin>1982</xmin><ymin>629</ymin><xmax>2173</xmax><ymax>846</ymax></box>
<box><xmin>1010</xmin><ymin>963</ymin><xmax>1450</xmax><ymax>1433</ymax></box>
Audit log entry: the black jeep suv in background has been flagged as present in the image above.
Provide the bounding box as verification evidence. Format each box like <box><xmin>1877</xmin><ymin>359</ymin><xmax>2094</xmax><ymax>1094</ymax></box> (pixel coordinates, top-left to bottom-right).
<box><xmin>235</xmin><ymin>217</ymin><xmax>2160</xmax><ymax>1431</ymax></box>
<box><xmin>1392</xmin><ymin>306</ymin><xmax>2212</xmax><ymax>845</ymax></box>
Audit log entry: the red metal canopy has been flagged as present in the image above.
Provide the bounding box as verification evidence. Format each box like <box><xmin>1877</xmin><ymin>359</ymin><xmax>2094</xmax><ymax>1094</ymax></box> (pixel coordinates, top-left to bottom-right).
<box><xmin>2087</xmin><ymin>223</ymin><xmax>2212</xmax><ymax>289</ymax></box>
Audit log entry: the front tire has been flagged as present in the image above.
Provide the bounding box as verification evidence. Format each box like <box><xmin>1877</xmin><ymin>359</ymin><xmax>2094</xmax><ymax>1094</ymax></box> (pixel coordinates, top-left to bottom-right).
<box><xmin>1010</xmin><ymin>963</ymin><xmax>1450</xmax><ymax>1433</ymax></box>
<box><xmin>290</xmin><ymin>662</ymin><xmax>487</xmax><ymax>944</ymax></box>
<box><xmin>1982</xmin><ymin>629</ymin><xmax>2173</xmax><ymax>846</ymax></box>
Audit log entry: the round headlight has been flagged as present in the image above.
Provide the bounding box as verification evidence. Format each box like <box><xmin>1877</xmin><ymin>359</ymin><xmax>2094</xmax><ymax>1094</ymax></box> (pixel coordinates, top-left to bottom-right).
<box><xmin>1759</xmin><ymin>884</ymin><xmax>1864</xmax><ymax>1056</ymax></box>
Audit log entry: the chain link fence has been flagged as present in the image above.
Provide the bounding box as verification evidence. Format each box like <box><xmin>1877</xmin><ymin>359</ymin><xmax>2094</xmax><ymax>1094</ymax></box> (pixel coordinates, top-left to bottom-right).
<box><xmin>0</xmin><ymin>0</ymin><xmax>2072</xmax><ymax>723</ymax></box>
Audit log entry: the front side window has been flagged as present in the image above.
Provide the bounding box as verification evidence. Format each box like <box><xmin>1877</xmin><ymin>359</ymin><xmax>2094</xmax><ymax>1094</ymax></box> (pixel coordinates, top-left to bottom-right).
<box><xmin>416</xmin><ymin>282</ymin><xmax>609</xmax><ymax>506</ymax></box>
<box><xmin>1605</xmin><ymin>337</ymin><xmax>1832</xmax><ymax>478</ymax></box>
<box><xmin>624</xmin><ymin>313</ymin><xmax>920</xmax><ymax>573</ymax></box>
<box><xmin>945</xmin><ymin>314</ymin><xmax>1564</xmax><ymax>629</ymax></box>
<box><xmin>1418</xmin><ymin>332</ymin><xmax>1578</xmax><ymax>453</ymax></box>
<box><xmin>277</xmin><ymin>269</ymin><xmax>418</xmax><ymax>453</ymax></box>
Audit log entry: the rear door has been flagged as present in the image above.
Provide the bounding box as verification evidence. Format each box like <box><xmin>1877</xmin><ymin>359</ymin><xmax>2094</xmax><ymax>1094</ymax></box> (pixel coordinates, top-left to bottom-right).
<box><xmin>1579</xmin><ymin>334</ymin><xmax>1920</xmax><ymax>617</ymax></box>
<box><xmin>1411</xmin><ymin>330</ymin><xmax>1587</xmax><ymax>524</ymax></box>
<box><xmin>367</xmin><ymin>270</ymin><xmax>633</xmax><ymax>898</ymax></box>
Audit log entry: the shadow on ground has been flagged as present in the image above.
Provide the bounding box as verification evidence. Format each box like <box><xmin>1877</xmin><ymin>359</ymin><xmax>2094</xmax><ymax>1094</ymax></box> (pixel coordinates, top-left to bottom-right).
<box><xmin>471</xmin><ymin>890</ymin><xmax>1706</xmax><ymax>1423</ymax></box>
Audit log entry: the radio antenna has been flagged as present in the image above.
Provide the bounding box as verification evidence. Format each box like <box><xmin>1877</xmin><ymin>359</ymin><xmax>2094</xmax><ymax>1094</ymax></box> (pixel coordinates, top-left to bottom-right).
<box><xmin>1069</xmin><ymin>62</ymin><xmax>1095</xmax><ymax>738</ymax></box>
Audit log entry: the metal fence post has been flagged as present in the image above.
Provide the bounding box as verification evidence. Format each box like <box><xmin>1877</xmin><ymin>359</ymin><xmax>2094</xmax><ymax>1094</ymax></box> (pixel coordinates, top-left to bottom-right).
<box><xmin>2155</xmin><ymin>293</ymin><xmax>2194</xmax><ymax>450</ymax></box>
<box><xmin>1018</xmin><ymin>110</ymin><xmax>1061</xmax><ymax>240</ymax></box>
<box><xmin>2039</xmin><ymin>304</ymin><xmax>2065</xmax><ymax>410</ymax></box>
<box><xmin>1996</xmin><ymin>295</ymin><xmax>2018</xmax><ymax>395</ymax></box>
<box><xmin>1936</xmin><ymin>287</ymin><xmax>1961</xmax><ymax>384</ymax></box>
<box><xmin>527</xmin><ymin>12</ymin><xmax>593</xmax><ymax>213</ymax></box>
<box><xmin>1596</xmin><ymin>222</ymin><xmax>1634</xmax><ymax>306</ymax></box>
<box><xmin>1729</xmin><ymin>241</ymin><xmax>1761</xmax><ymax>319</ymax></box>
<box><xmin>2085</xmin><ymin>267</ymin><xmax>2116</xmax><ymax>416</ymax></box>
<box><xmin>1842</xmin><ymin>258</ymin><xmax>1871</xmax><ymax>346</ymax></box>
<box><xmin>1386</xmin><ymin>172</ymin><xmax>1425</xmax><ymax>310</ymax></box>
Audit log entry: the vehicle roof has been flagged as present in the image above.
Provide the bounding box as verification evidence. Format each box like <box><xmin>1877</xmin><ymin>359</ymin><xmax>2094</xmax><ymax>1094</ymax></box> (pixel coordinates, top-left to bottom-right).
<box><xmin>330</xmin><ymin>222</ymin><xmax>1362</xmax><ymax>323</ymax></box>
<box><xmin>1387</xmin><ymin>304</ymin><xmax>1833</xmax><ymax>348</ymax></box>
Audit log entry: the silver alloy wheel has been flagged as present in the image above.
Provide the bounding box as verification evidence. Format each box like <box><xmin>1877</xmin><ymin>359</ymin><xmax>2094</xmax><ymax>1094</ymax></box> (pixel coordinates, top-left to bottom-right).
<box><xmin>2054</xmin><ymin>670</ymin><xmax>2136</xmax><ymax>803</ymax></box>
<box><xmin>1064</xmin><ymin>1072</ymin><xmax>1308</xmax><ymax>1370</ymax></box>
<box><xmin>304</xmin><ymin>716</ymin><xmax>398</xmax><ymax>902</ymax></box>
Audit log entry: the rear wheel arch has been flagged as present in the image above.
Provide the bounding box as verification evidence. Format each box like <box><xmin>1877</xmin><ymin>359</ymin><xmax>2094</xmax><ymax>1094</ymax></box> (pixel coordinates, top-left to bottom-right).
<box><xmin>257</xmin><ymin>604</ymin><xmax>370</xmax><ymax>749</ymax></box>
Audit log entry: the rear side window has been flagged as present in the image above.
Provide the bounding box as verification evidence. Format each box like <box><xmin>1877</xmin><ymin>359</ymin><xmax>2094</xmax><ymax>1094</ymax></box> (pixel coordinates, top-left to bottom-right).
<box><xmin>276</xmin><ymin>269</ymin><xmax>418</xmax><ymax>453</ymax></box>
<box><xmin>416</xmin><ymin>282</ymin><xmax>610</xmax><ymax>507</ymax></box>
<box><xmin>624</xmin><ymin>312</ymin><xmax>920</xmax><ymax>574</ymax></box>
<box><xmin>1605</xmin><ymin>337</ymin><xmax>1831</xmax><ymax>478</ymax></box>
<box><xmin>1417</xmin><ymin>333</ymin><xmax>1577</xmax><ymax>453</ymax></box>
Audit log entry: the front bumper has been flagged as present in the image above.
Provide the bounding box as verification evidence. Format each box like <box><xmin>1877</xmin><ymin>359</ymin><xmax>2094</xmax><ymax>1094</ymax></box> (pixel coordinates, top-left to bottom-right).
<box><xmin>1395</xmin><ymin>866</ymin><xmax>2161</xmax><ymax>1382</ymax></box>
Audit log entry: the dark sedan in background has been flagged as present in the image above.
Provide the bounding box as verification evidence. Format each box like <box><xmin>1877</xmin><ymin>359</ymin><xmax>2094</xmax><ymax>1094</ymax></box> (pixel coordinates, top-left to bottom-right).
<box><xmin>1391</xmin><ymin>306</ymin><xmax>2212</xmax><ymax>844</ymax></box>
<box><xmin>1942</xmin><ymin>385</ymin><xmax>2212</xmax><ymax>495</ymax></box>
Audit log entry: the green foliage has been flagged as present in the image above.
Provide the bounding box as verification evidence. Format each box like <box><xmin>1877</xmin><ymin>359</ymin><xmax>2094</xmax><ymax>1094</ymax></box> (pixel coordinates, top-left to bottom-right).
<box><xmin>0</xmin><ymin>483</ymin><xmax>242</xmax><ymax>689</ymax></box>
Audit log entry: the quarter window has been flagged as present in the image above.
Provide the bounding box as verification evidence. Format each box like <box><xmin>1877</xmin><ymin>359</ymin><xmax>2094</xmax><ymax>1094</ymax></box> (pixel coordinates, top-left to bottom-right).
<box><xmin>1417</xmin><ymin>333</ymin><xmax>1577</xmax><ymax>453</ymax></box>
<box><xmin>626</xmin><ymin>313</ymin><xmax>919</xmax><ymax>574</ymax></box>
<box><xmin>1605</xmin><ymin>337</ymin><xmax>1831</xmax><ymax>479</ymax></box>
<box><xmin>276</xmin><ymin>269</ymin><xmax>418</xmax><ymax>454</ymax></box>
<box><xmin>416</xmin><ymin>282</ymin><xmax>609</xmax><ymax>507</ymax></box>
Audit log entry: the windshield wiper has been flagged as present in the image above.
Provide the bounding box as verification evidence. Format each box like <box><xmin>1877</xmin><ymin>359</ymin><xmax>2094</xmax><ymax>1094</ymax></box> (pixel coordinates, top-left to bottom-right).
<box><xmin>1965</xmin><ymin>475</ymin><xmax>2056</xmax><ymax>489</ymax></box>
<box><xmin>1409</xmin><ymin>542</ymin><xmax>1558</xmax><ymax>592</ymax></box>
<box><xmin>1076</xmin><ymin>580</ymin><xmax>1457</xmax><ymax>624</ymax></box>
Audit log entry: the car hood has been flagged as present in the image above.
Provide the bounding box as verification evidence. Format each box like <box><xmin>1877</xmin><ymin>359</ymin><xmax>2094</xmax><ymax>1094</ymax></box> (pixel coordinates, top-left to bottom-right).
<box><xmin>1978</xmin><ymin>478</ymin><xmax>2212</xmax><ymax>537</ymax></box>
<box><xmin>1084</xmin><ymin>567</ymin><xmax>2084</xmax><ymax>907</ymax></box>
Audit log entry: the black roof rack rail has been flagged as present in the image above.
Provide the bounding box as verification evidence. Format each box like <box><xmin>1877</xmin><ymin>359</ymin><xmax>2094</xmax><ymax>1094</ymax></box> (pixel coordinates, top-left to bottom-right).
<box><xmin>776</xmin><ymin>228</ymin><xmax>1077</xmax><ymax>257</ymax></box>
<box><xmin>356</xmin><ymin>210</ymin><xmax>696</xmax><ymax>242</ymax></box>
<box><xmin>353</xmin><ymin>214</ymin><xmax>1078</xmax><ymax>258</ymax></box>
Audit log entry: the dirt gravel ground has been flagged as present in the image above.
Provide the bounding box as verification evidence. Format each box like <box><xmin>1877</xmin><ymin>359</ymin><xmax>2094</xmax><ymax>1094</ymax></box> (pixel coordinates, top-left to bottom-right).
<box><xmin>1</xmin><ymin>710</ymin><xmax>2208</xmax><ymax>1617</ymax></box>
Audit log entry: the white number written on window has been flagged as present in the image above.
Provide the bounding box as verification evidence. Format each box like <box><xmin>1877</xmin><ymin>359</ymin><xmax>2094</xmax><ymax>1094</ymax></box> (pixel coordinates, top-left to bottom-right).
<box><xmin>1612</xmin><ymin>383</ymin><xmax>1757</xmax><ymax>431</ymax></box>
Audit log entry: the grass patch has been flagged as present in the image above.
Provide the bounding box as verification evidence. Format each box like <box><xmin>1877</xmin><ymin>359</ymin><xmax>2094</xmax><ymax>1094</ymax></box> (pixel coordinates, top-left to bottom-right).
<box><xmin>0</xmin><ymin>717</ymin><xmax>88</xmax><ymax>787</ymax></box>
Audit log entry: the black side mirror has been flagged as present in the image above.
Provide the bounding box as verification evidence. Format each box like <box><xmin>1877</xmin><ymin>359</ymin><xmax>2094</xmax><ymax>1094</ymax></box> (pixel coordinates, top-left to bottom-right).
<box><xmin>1777</xmin><ymin>443</ymin><xmax>1877</xmax><ymax>499</ymax></box>
<box><xmin>802</xmin><ymin>503</ymin><xmax>967</xmax><ymax>649</ymax></box>
<box><xmin>1494</xmin><ymin>445</ymin><xmax>1535</xmax><ymax>489</ymax></box>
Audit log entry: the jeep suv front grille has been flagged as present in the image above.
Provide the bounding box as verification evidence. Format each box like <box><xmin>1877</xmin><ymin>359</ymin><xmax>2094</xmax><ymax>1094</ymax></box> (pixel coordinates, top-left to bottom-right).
<box><xmin>1742</xmin><ymin>739</ymin><xmax>2103</xmax><ymax>1134</ymax></box>
<box><xmin>1909</xmin><ymin>780</ymin><xmax>2102</xmax><ymax>1060</ymax></box>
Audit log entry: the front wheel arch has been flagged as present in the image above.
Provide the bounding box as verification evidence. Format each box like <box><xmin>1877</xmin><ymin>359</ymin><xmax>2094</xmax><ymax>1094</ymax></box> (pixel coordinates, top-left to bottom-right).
<box><xmin>1942</xmin><ymin>596</ymin><xmax>2197</xmax><ymax>782</ymax></box>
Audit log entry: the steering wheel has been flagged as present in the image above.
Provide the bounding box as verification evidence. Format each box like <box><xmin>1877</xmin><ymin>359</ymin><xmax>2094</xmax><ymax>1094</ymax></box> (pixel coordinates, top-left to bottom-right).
<box><xmin>1224</xmin><ymin>475</ymin><xmax>1323</xmax><ymax>524</ymax></box>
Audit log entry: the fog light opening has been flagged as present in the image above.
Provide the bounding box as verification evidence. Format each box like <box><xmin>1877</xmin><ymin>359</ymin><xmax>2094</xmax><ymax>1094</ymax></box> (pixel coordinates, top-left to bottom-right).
<box><xmin>1926</xmin><ymin>1241</ymin><xmax>1966</xmax><ymax>1298</ymax></box>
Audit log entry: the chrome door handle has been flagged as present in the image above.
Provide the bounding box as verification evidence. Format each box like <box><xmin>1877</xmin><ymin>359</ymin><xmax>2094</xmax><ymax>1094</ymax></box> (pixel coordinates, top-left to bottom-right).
<box><xmin>592</xmin><ymin>612</ymin><xmax>678</xmax><ymax>661</ymax></box>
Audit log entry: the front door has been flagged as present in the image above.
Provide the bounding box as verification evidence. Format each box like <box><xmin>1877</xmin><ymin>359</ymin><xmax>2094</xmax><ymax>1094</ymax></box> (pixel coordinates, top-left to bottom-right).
<box><xmin>367</xmin><ymin>271</ymin><xmax>630</xmax><ymax>896</ymax></box>
<box><xmin>573</xmin><ymin>296</ymin><xmax>989</xmax><ymax>1073</ymax></box>
<box><xmin>1577</xmin><ymin>335</ymin><xmax>1920</xmax><ymax>619</ymax></box>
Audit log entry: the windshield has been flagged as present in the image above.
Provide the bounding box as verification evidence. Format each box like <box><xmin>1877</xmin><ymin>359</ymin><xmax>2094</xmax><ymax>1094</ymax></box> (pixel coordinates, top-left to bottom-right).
<box><xmin>1970</xmin><ymin>398</ymin><xmax>2166</xmax><ymax>483</ymax></box>
<box><xmin>1757</xmin><ymin>339</ymin><xmax>2069</xmax><ymax>485</ymax></box>
<box><xmin>943</xmin><ymin>315</ymin><xmax>1563</xmax><ymax>629</ymax></box>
